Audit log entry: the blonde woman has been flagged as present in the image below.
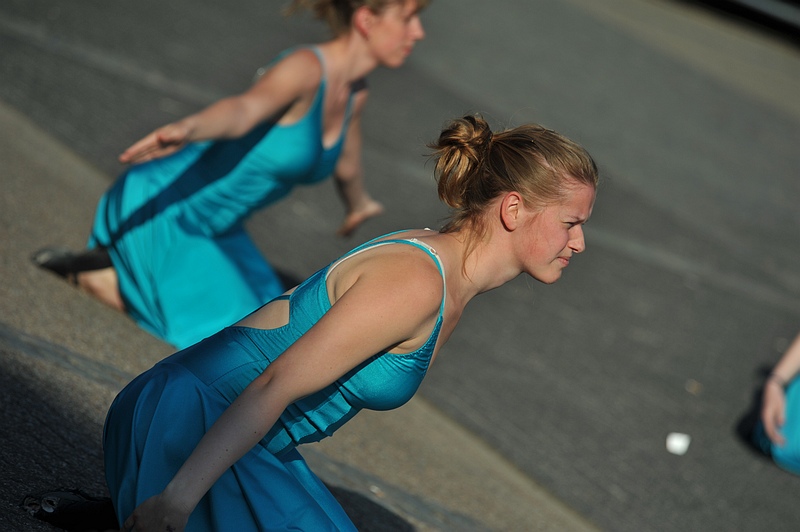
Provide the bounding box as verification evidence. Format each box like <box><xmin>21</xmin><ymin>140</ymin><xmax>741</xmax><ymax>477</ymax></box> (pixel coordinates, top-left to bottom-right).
<box><xmin>32</xmin><ymin>0</ymin><xmax>428</xmax><ymax>349</ymax></box>
<box><xmin>24</xmin><ymin>115</ymin><xmax>598</xmax><ymax>531</ymax></box>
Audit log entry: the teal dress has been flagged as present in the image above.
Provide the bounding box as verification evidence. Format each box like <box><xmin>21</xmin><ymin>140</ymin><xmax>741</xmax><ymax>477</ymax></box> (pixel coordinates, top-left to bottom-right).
<box><xmin>89</xmin><ymin>47</ymin><xmax>358</xmax><ymax>349</ymax></box>
<box><xmin>752</xmin><ymin>377</ymin><xmax>800</xmax><ymax>475</ymax></box>
<box><xmin>102</xmin><ymin>234</ymin><xmax>446</xmax><ymax>531</ymax></box>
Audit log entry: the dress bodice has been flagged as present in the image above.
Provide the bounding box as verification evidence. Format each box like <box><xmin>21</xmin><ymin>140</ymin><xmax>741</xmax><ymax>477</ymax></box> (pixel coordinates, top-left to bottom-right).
<box><xmin>177</xmin><ymin>46</ymin><xmax>356</xmax><ymax>235</ymax></box>
<box><xmin>167</xmin><ymin>232</ymin><xmax>446</xmax><ymax>455</ymax></box>
<box><xmin>96</xmin><ymin>46</ymin><xmax>357</xmax><ymax>244</ymax></box>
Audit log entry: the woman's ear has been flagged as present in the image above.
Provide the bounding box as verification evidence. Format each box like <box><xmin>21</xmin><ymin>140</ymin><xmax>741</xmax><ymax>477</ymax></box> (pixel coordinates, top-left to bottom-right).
<box><xmin>499</xmin><ymin>192</ymin><xmax>523</xmax><ymax>232</ymax></box>
<box><xmin>353</xmin><ymin>6</ymin><xmax>374</xmax><ymax>38</ymax></box>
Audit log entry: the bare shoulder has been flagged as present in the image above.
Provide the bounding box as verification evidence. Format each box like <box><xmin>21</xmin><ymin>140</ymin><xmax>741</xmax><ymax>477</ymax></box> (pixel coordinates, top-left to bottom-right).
<box><xmin>281</xmin><ymin>48</ymin><xmax>324</xmax><ymax>72</ymax></box>
<box><xmin>332</xmin><ymin>242</ymin><xmax>444</xmax><ymax>316</ymax></box>
<box><xmin>255</xmin><ymin>48</ymin><xmax>322</xmax><ymax>93</ymax></box>
<box><xmin>377</xmin><ymin>244</ymin><xmax>443</xmax><ymax>298</ymax></box>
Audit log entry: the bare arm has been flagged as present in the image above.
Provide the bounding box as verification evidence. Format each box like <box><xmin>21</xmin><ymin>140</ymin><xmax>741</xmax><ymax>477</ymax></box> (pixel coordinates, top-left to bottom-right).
<box><xmin>333</xmin><ymin>89</ymin><xmax>385</xmax><ymax>237</ymax></box>
<box><xmin>121</xmin><ymin>251</ymin><xmax>443</xmax><ymax>531</ymax></box>
<box><xmin>761</xmin><ymin>331</ymin><xmax>800</xmax><ymax>445</ymax></box>
<box><xmin>119</xmin><ymin>50</ymin><xmax>322</xmax><ymax>165</ymax></box>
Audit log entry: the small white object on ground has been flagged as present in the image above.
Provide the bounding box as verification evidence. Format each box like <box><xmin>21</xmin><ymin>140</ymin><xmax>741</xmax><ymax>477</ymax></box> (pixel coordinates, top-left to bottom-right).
<box><xmin>666</xmin><ymin>432</ymin><xmax>691</xmax><ymax>455</ymax></box>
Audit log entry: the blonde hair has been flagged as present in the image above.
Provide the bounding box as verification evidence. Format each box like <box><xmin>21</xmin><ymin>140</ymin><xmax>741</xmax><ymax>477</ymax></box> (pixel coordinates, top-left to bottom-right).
<box><xmin>430</xmin><ymin>114</ymin><xmax>598</xmax><ymax>257</ymax></box>
<box><xmin>285</xmin><ymin>0</ymin><xmax>430</xmax><ymax>36</ymax></box>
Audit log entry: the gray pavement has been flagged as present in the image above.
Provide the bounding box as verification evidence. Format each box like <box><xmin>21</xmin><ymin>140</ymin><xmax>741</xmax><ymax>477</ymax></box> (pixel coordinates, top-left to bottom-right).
<box><xmin>0</xmin><ymin>101</ymin><xmax>595</xmax><ymax>531</ymax></box>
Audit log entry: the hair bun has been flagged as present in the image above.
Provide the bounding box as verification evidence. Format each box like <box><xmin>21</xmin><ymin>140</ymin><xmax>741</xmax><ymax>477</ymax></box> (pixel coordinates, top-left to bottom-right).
<box><xmin>429</xmin><ymin>115</ymin><xmax>494</xmax><ymax>210</ymax></box>
<box><xmin>444</xmin><ymin>115</ymin><xmax>492</xmax><ymax>160</ymax></box>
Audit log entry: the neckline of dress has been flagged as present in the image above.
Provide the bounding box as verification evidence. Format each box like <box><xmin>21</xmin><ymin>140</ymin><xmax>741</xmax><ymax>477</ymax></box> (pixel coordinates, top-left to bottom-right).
<box><xmin>309</xmin><ymin>46</ymin><xmax>354</xmax><ymax>152</ymax></box>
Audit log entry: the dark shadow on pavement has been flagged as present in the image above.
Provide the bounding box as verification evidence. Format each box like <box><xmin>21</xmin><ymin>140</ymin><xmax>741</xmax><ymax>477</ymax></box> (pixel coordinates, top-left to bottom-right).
<box><xmin>675</xmin><ymin>0</ymin><xmax>800</xmax><ymax>45</ymax></box>
<box><xmin>734</xmin><ymin>365</ymin><xmax>770</xmax><ymax>457</ymax></box>
<box><xmin>328</xmin><ymin>486</ymin><xmax>415</xmax><ymax>532</ymax></box>
<box><xmin>0</xmin><ymin>325</ymin><xmax>415</xmax><ymax>531</ymax></box>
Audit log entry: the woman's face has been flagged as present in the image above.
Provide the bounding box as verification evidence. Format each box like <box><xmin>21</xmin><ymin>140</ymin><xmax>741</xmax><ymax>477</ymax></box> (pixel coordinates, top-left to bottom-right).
<box><xmin>513</xmin><ymin>182</ymin><xmax>596</xmax><ymax>284</ymax></box>
<box><xmin>365</xmin><ymin>0</ymin><xmax>425</xmax><ymax>68</ymax></box>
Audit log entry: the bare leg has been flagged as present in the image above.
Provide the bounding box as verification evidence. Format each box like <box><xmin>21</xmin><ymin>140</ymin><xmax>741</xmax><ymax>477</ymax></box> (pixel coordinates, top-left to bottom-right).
<box><xmin>337</xmin><ymin>199</ymin><xmax>385</xmax><ymax>237</ymax></box>
<box><xmin>77</xmin><ymin>268</ymin><xmax>125</xmax><ymax>312</ymax></box>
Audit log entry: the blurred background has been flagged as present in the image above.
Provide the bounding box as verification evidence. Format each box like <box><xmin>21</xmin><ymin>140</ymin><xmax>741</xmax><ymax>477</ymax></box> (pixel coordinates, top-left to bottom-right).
<box><xmin>2</xmin><ymin>0</ymin><xmax>799</xmax><ymax>530</ymax></box>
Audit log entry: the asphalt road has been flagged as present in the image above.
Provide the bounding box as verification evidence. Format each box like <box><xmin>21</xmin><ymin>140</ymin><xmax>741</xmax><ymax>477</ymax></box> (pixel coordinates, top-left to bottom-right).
<box><xmin>2</xmin><ymin>0</ymin><xmax>800</xmax><ymax>530</ymax></box>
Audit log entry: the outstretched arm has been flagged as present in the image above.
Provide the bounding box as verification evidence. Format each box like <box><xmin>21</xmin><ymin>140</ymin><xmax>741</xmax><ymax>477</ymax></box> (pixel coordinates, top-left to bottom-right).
<box><xmin>119</xmin><ymin>50</ymin><xmax>322</xmax><ymax>165</ymax></box>
<box><xmin>332</xmin><ymin>89</ymin><xmax>384</xmax><ymax>237</ymax></box>
<box><xmin>762</xmin><ymin>331</ymin><xmax>800</xmax><ymax>446</ymax></box>
<box><xmin>121</xmin><ymin>251</ymin><xmax>444</xmax><ymax>531</ymax></box>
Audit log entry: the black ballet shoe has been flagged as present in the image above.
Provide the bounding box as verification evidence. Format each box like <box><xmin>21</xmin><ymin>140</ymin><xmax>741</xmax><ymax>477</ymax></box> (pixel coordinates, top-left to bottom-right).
<box><xmin>20</xmin><ymin>488</ymin><xmax>118</xmax><ymax>532</ymax></box>
<box><xmin>31</xmin><ymin>247</ymin><xmax>113</xmax><ymax>281</ymax></box>
<box><xmin>31</xmin><ymin>247</ymin><xmax>79</xmax><ymax>280</ymax></box>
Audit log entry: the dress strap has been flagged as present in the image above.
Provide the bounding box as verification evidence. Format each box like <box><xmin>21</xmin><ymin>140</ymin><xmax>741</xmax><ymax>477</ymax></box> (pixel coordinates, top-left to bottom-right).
<box><xmin>307</xmin><ymin>46</ymin><xmax>327</xmax><ymax>79</ymax></box>
<box><xmin>308</xmin><ymin>46</ymin><xmax>366</xmax><ymax>148</ymax></box>
<box><xmin>254</xmin><ymin>46</ymin><xmax>359</xmax><ymax>150</ymax></box>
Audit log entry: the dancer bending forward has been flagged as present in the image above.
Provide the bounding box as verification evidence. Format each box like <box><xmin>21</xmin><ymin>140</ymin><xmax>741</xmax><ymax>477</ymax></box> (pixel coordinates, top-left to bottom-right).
<box><xmin>26</xmin><ymin>114</ymin><xmax>598</xmax><ymax>531</ymax></box>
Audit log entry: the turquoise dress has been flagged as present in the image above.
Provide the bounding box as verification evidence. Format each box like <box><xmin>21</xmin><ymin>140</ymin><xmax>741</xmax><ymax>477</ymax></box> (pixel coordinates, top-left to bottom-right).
<box><xmin>88</xmin><ymin>47</ymin><xmax>358</xmax><ymax>349</ymax></box>
<box><xmin>752</xmin><ymin>378</ymin><xmax>800</xmax><ymax>475</ymax></box>
<box><xmin>102</xmin><ymin>234</ymin><xmax>446</xmax><ymax>531</ymax></box>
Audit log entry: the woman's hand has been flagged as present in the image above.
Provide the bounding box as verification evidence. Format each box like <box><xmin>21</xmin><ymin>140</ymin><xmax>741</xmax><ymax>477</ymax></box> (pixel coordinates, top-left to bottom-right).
<box><xmin>761</xmin><ymin>378</ymin><xmax>787</xmax><ymax>446</ymax></box>
<box><xmin>337</xmin><ymin>198</ymin><xmax>384</xmax><ymax>237</ymax></box>
<box><xmin>119</xmin><ymin>122</ymin><xmax>193</xmax><ymax>165</ymax></box>
<box><xmin>122</xmin><ymin>492</ymin><xmax>190</xmax><ymax>532</ymax></box>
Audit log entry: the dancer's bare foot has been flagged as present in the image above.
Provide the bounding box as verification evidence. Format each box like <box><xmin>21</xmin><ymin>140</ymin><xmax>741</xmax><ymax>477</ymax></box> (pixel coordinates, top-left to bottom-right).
<box><xmin>337</xmin><ymin>199</ymin><xmax>385</xmax><ymax>237</ymax></box>
<box><xmin>77</xmin><ymin>268</ymin><xmax>125</xmax><ymax>312</ymax></box>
